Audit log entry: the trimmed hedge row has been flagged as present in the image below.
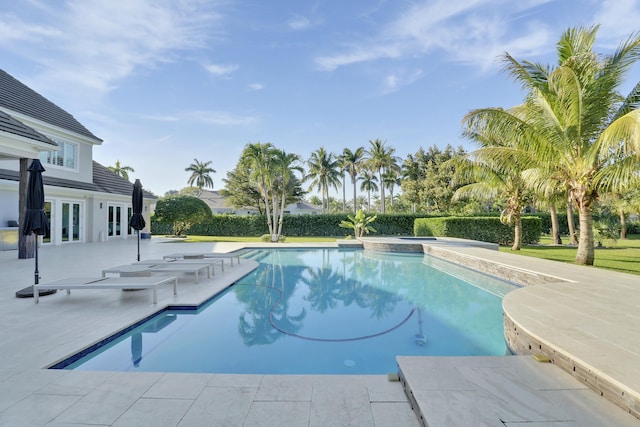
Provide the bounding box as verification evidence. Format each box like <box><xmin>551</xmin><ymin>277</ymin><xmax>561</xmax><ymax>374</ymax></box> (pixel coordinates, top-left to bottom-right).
<box><xmin>414</xmin><ymin>216</ymin><xmax>542</xmax><ymax>245</ymax></box>
<box><xmin>152</xmin><ymin>213</ymin><xmax>435</xmax><ymax>237</ymax></box>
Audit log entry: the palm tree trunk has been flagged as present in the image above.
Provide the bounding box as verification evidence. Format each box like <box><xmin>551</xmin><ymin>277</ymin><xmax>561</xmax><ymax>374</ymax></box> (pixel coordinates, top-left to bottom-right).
<box><xmin>575</xmin><ymin>204</ymin><xmax>594</xmax><ymax>265</ymax></box>
<box><xmin>511</xmin><ymin>215</ymin><xmax>522</xmax><ymax>251</ymax></box>
<box><xmin>549</xmin><ymin>203</ymin><xmax>562</xmax><ymax>245</ymax></box>
<box><xmin>619</xmin><ymin>207</ymin><xmax>627</xmax><ymax>239</ymax></box>
<box><xmin>566</xmin><ymin>202</ymin><xmax>578</xmax><ymax>245</ymax></box>
<box><xmin>18</xmin><ymin>158</ymin><xmax>36</xmax><ymax>259</ymax></box>
<box><xmin>352</xmin><ymin>177</ymin><xmax>357</xmax><ymax>214</ymax></box>
<box><xmin>342</xmin><ymin>173</ymin><xmax>346</xmax><ymax>212</ymax></box>
<box><xmin>378</xmin><ymin>170</ymin><xmax>386</xmax><ymax>213</ymax></box>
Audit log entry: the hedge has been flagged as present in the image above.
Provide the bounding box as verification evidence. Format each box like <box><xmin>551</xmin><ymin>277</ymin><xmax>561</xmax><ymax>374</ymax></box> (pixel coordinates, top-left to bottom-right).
<box><xmin>414</xmin><ymin>216</ymin><xmax>541</xmax><ymax>245</ymax></box>
<box><xmin>152</xmin><ymin>213</ymin><xmax>436</xmax><ymax>237</ymax></box>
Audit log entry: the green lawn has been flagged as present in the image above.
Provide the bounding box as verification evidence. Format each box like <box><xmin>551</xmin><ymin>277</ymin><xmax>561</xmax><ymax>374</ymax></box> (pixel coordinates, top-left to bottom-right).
<box><xmin>500</xmin><ymin>235</ymin><xmax>640</xmax><ymax>276</ymax></box>
<box><xmin>164</xmin><ymin>234</ymin><xmax>640</xmax><ymax>276</ymax></box>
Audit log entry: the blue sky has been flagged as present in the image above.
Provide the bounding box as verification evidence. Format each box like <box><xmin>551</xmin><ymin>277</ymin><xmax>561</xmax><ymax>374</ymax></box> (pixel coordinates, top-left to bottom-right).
<box><xmin>1</xmin><ymin>0</ymin><xmax>639</xmax><ymax>197</ymax></box>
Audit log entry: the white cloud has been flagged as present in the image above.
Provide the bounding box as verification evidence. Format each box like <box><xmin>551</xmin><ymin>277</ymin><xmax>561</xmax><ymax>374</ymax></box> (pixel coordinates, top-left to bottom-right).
<box><xmin>382</xmin><ymin>69</ymin><xmax>424</xmax><ymax>94</ymax></box>
<box><xmin>593</xmin><ymin>0</ymin><xmax>640</xmax><ymax>44</ymax></box>
<box><xmin>288</xmin><ymin>15</ymin><xmax>312</xmax><ymax>31</ymax></box>
<box><xmin>204</xmin><ymin>63</ymin><xmax>239</xmax><ymax>76</ymax></box>
<box><xmin>314</xmin><ymin>0</ymin><xmax>556</xmax><ymax>73</ymax></box>
<box><xmin>248</xmin><ymin>83</ymin><xmax>265</xmax><ymax>91</ymax></box>
<box><xmin>0</xmin><ymin>0</ymin><xmax>223</xmax><ymax>95</ymax></box>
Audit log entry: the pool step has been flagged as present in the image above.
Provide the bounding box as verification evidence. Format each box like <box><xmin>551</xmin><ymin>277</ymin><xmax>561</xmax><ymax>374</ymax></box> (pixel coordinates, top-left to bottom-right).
<box><xmin>397</xmin><ymin>355</ymin><xmax>639</xmax><ymax>427</ymax></box>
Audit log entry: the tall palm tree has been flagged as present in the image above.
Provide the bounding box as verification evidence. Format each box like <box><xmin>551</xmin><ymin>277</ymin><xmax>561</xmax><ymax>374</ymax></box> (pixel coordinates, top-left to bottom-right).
<box><xmin>304</xmin><ymin>147</ymin><xmax>340</xmax><ymax>212</ymax></box>
<box><xmin>242</xmin><ymin>142</ymin><xmax>278</xmax><ymax>237</ymax></box>
<box><xmin>464</xmin><ymin>26</ymin><xmax>640</xmax><ymax>265</ymax></box>
<box><xmin>340</xmin><ymin>147</ymin><xmax>365</xmax><ymax>214</ymax></box>
<box><xmin>185</xmin><ymin>159</ymin><xmax>216</xmax><ymax>196</ymax></box>
<box><xmin>359</xmin><ymin>167</ymin><xmax>379</xmax><ymax>212</ymax></box>
<box><xmin>366</xmin><ymin>139</ymin><xmax>396</xmax><ymax>213</ymax></box>
<box><xmin>383</xmin><ymin>167</ymin><xmax>401</xmax><ymax>208</ymax></box>
<box><xmin>274</xmin><ymin>150</ymin><xmax>304</xmax><ymax>238</ymax></box>
<box><xmin>109</xmin><ymin>160</ymin><xmax>135</xmax><ymax>181</ymax></box>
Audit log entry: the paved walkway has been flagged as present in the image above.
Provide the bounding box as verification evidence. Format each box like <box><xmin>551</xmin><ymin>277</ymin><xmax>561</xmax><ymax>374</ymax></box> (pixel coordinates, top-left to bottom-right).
<box><xmin>0</xmin><ymin>237</ymin><xmax>639</xmax><ymax>426</ymax></box>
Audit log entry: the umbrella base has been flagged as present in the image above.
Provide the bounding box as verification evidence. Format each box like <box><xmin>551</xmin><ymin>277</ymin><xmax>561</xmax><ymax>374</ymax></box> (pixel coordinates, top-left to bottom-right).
<box><xmin>15</xmin><ymin>286</ymin><xmax>57</xmax><ymax>298</ymax></box>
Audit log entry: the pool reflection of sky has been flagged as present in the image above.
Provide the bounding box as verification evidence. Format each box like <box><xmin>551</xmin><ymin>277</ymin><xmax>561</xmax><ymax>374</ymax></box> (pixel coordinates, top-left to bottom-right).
<box><xmin>64</xmin><ymin>249</ymin><xmax>517</xmax><ymax>374</ymax></box>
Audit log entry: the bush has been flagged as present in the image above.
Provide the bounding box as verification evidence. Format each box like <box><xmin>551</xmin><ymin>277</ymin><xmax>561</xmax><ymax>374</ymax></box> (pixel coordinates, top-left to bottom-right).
<box><xmin>153</xmin><ymin>195</ymin><xmax>212</xmax><ymax>236</ymax></box>
<box><xmin>415</xmin><ymin>216</ymin><xmax>541</xmax><ymax>245</ymax></box>
<box><xmin>152</xmin><ymin>213</ymin><xmax>436</xmax><ymax>237</ymax></box>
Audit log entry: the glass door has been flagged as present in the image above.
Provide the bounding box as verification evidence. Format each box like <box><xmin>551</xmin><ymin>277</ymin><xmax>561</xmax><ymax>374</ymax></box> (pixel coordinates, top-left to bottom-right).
<box><xmin>43</xmin><ymin>201</ymin><xmax>52</xmax><ymax>244</ymax></box>
<box><xmin>108</xmin><ymin>205</ymin><xmax>122</xmax><ymax>237</ymax></box>
<box><xmin>62</xmin><ymin>202</ymin><xmax>82</xmax><ymax>242</ymax></box>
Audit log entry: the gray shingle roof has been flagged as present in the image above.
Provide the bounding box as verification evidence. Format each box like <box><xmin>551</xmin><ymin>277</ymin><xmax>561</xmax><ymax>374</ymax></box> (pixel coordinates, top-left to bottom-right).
<box><xmin>0</xmin><ymin>161</ymin><xmax>156</xmax><ymax>199</ymax></box>
<box><xmin>0</xmin><ymin>69</ymin><xmax>102</xmax><ymax>143</ymax></box>
<box><xmin>0</xmin><ymin>110</ymin><xmax>58</xmax><ymax>147</ymax></box>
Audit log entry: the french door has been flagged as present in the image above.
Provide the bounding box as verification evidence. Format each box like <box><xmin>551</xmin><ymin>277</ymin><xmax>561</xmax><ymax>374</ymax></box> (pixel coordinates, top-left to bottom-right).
<box><xmin>61</xmin><ymin>201</ymin><xmax>82</xmax><ymax>242</ymax></box>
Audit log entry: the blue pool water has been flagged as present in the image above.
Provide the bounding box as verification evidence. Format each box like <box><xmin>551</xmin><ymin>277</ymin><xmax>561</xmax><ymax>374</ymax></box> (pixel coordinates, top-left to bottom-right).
<box><xmin>59</xmin><ymin>249</ymin><xmax>518</xmax><ymax>374</ymax></box>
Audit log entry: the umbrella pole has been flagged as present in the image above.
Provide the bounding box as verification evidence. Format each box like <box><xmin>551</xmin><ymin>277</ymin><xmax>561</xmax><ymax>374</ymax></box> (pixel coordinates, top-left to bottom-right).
<box><xmin>34</xmin><ymin>238</ymin><xmax>39</xmax><ymax>285</ymax></box>
<box><xmin>137</xmin><ymin>231</ymin><xmax>140</xmax><ymax>262</ymax></box>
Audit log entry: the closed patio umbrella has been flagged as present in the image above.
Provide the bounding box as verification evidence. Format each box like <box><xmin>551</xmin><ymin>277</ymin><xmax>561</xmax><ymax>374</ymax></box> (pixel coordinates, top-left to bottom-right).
<box><xmin>16</xmin><ymin>159</ymin><xmax>56</xmax><ymax>298</ymax></box>
<box><xmin>129</xmin><ymin>179</ymin><xmax>146</xmax><ymax>261</ymax></box>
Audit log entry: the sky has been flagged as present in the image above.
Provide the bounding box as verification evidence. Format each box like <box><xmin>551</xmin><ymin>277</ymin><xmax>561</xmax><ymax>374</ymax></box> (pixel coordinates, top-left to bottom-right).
<box><xmin>1</xmin><ymin>0</ymin><xmax>639</xmax><ymax>198</ymax></box>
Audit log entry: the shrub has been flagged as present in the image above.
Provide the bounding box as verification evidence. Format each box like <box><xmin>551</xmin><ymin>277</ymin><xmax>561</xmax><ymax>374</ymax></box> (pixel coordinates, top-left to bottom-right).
<box><xmin>415</xmin><ymin>216</ymin><xmax>541</xmax><ymax>245</ymax></box>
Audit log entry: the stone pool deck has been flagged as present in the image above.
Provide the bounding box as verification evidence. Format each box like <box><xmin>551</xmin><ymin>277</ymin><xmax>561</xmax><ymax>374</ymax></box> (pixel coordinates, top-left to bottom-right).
<box><xmin>0</xmin><ymin>237</ymin><xmax>638</xmax><ymax>426</ymax></box>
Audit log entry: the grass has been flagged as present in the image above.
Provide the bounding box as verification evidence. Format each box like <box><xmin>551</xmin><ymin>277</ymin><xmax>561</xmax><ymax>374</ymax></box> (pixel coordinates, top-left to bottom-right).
<box><xmin>163</xmin><ymin>233</ymin><xmax>640</xmax><ymax>276</ymax></box>
<box><xmin>500</xmin><ymin>234</ymin><xmax>640</xmax><ymax>276</ymax></box>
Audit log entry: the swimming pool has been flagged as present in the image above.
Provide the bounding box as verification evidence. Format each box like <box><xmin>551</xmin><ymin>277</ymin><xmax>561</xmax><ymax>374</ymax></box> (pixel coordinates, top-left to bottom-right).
<box><xmin>58</xmin><ymin>248</ymin><xmax>518</xmax><ymax>374</ymax></box>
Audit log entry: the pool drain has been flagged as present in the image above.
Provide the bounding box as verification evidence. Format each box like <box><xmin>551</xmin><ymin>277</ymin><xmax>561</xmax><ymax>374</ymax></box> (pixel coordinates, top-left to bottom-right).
<box><xmin>344</xmin><ymin>359</ymin><xmax>356</xmax><ymax>367</ymax></box>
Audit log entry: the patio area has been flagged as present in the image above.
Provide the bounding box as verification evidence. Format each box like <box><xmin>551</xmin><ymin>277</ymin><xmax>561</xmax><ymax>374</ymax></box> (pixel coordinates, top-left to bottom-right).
<box><xmin>0</xmin><ymin>238</ymin><xmax>638</xmax><ymax>426</ymax></box>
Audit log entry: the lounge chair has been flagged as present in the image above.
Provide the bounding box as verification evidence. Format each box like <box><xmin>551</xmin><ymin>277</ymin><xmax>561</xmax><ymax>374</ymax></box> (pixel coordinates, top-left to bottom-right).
<box><xmin>135</xmin><ymin>258</ymin><xmax>224</xmax><ymax>275</ymax></box>
<box><xmin>102</xmin><ymin>262</ymin><xmax>210</xmax><ymax>283</ymax></box>
<box><xmin>33</xmin><ymin>276</ymin><xmax>178</xmax><ymax>304</ymax></box>
<box><xmin>163</xmin><ymin>252</ymin><xmax>241</xmax><ymax>266</ymax></box>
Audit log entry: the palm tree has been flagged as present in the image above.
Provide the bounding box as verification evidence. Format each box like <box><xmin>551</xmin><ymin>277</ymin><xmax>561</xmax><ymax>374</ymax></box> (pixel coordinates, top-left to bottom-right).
<box><xmin>274</xmin><ymin>150</ymin><xmax>304</xmax><ymax>238</ymax></box>
<box><xmin>340</xmin><ymin>147</ymin><xmax>365</xmax><ymax>214</ymax></box>
<box><xmin>185</xmin><ymin>159</ymin><xmax>215</xmax><ymax>196</ymax></box>
<box><xmin>464</xmin><ymin>26</ymin><xmax>640</xmax><ymax>265</ymax></box>
<box><xmin>383</xmin><ymin>168</ymin><xmax>401</xmax><ymax>208</ymax></box>
<box><xmin>359</xmin><ymin>167</ymin><xmax>379</xmax><ymax>212</ymax></box>
<box><xmin>109</xmin><ymin>160</ymin><xmax>135</xmax><ymax>181</ymax></box>
<box><xmin>366</xmin><ymin>139</ymin><xmax>396</xmax><ymax>213</ymax></box>
<box><xmin>450</xmin><ymin>135</ymin><xmax>534</xmax><ymax>251</ymax></box>
<box><xmin>242</xmin><ymin>142</ymin><xmax>278</xmax><ymax>237</ymax></box>
<box><xmin>304</xmin><ymin>147</ymin><xmax>340</xmax><ymax>212</ymax></box>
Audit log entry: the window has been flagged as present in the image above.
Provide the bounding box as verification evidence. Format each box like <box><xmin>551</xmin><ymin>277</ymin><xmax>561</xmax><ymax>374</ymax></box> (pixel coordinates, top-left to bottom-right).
<box><xmin>39</xmin><ymin>138</ymin><xmax>77</xmax><ymax>170</ymax></box>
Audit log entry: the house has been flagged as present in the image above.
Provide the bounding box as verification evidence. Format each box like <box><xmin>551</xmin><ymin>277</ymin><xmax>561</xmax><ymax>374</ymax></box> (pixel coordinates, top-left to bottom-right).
<box><xmin>197</xmin><ymin>190</ymin><xmax>322</xmax><ymax>216</ymax></box>
<box><xmin>0</xmin><ymin>68</ymin><xmax>155</xmax><ymax>250</ymax></box>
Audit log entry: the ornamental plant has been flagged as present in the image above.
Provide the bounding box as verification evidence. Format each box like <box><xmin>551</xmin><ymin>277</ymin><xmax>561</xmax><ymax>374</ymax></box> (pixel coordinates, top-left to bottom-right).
<box><xmin>339</xmin><ymin>209</ymin><xmax>377</xmax><ymax>238</ymax></box>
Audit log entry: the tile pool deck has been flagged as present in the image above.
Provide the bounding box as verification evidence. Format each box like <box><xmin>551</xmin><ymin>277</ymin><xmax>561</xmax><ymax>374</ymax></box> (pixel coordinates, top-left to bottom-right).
<box><xmin>0</xmin><ymin>238</ymin><xmax>638</xmax><ymax>426</ymax></box>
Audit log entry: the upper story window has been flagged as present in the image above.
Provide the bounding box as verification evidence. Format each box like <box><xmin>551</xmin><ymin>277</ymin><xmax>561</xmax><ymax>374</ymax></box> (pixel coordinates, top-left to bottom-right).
<box><xmin>39</xmin><ymin>138</ymin><xmax>77</xmax><ymax>170</ymax></box>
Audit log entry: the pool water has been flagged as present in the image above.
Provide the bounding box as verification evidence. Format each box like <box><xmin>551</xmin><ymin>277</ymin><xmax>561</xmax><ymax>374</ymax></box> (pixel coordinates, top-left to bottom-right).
<box><xmin>60</xmin><ymin>249</ymin><xmax>517</xmax><ymax>374</ymax></box>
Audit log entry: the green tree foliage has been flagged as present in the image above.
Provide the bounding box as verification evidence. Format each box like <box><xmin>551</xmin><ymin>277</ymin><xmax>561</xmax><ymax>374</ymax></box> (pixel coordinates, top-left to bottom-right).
<box><xmin>240</xmin><ymin>142</ymin><xmax>306</xmax><ymax>241</ymax></box>
<box><xmin>220</xmin><ymin>165</ymin><xmax>264</xmax><ymax>213</ymax></box>
<box><xmin>185</xmin><ymin>159</ymin><xmax>216</xmax><ymax>196</ymax></box>
<box><xmin>153</xmin><ymin>195</ymin><xmax>212</xmax><ymax>236</ymax></box>
<box><xmin>108</xmin><ymin>160</ymin><xmax>135</xmax><ymax>181</ymax></box>
<box><xmin>339</xmin><ymin>147</ymin><xmax>366</xmax><ymax>213</ymax></box>
<box><xmin>465</xmin><ymin>26</ymin><xmax>640</xmax><ymax>264</ymax></box>
<box><xmin>304</xmin><ymin>147</ymin><xmax>340</xmax><ymax>212</ymax></box>
<box><xmin>399</xmin><ymin>145</ymin><xmax>467</xmax><ymax>214</ymax></box>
